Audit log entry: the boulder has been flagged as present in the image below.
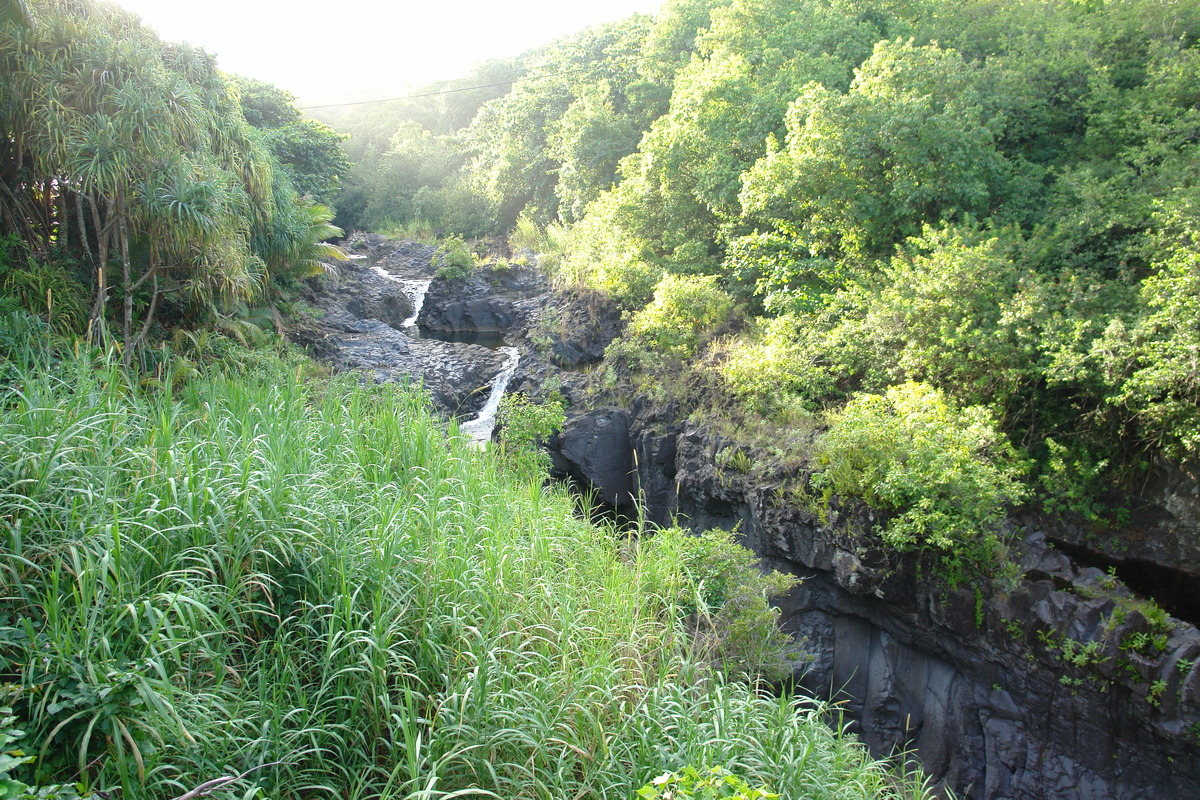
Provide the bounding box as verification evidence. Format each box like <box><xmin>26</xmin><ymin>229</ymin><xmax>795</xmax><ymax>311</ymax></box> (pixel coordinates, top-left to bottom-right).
<box><xmin>550</xmin><ymin>408</ymin><xmax>635</xmax><ymax>511</ymax></box>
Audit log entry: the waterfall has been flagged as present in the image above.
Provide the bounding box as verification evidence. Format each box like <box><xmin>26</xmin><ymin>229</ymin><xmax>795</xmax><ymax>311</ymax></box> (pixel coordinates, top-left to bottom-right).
<box><xmin>459</xmin><ymin>346</ymin><xmax>520</xmax><ymax>445</ymax></box>
<box><xmin>371</xmin><ymin>266</ymin><xmax>432</xmax><ymax>331</ymax></box>
<box><xmin>399</xmin><ymin>279</ymin><xmax>433</xmax><ymax>329</ymax></box>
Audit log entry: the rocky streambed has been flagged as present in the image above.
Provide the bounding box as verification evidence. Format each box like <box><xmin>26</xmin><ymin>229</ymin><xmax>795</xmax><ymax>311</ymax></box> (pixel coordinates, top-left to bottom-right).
<box><xmin>297</xmin><ymin>235</ymin><xmax>1200</xmax><ymax>800</ymax></box>
<box><xmin>293</xmin><ymin>234</ymin><xmax>530</xmax><ymax>420</ymax></box>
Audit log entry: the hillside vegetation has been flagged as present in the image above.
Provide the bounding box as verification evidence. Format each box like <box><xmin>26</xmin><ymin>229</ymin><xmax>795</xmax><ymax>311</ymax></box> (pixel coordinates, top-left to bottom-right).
<box><xmin>0</xmin><ymin>1</ymin><xmax>944</xmax><ymax>797</ymax></box>
<box><xmin>0</xmin><ymin>318</ymin><xmax>932</xmax><ymax>798</ymax></box>
<box><xmin>334</xmin><ymin>0</ymin><xmax>1200</xmax><ymax>553</ymax></box>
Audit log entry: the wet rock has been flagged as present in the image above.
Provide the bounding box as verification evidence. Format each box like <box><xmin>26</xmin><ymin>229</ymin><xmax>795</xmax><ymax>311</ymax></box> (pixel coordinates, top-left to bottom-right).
<box><xmin>292</xmin><ymin>236</ymin><xmax>510</xmax><ymax>418</ymax></box>
<box><xmin>297</xmin><ymin>308</ymin><xmax>505</xmax><ymax>417</ymax></box>
<box><xmin>322</xmin><ymin>255</ymin><xmax>415</xmax><ymax>331</ymax></box>
<box><xmin>535</xmin><ymin>288</ymin><xmax>623</xmax><ymax>366</ymax></box>
<box><xmin>420</xmin><ymin>264</ymin><xmax>544</xmax><ymax>336</ymax></box>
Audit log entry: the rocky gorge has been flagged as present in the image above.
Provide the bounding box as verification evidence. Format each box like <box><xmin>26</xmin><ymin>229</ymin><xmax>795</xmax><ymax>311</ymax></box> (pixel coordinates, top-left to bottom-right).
<box><xmin>296</xmin><ymin>236</ymin><xmax>1200</xmax><ymax>800</ymax></box>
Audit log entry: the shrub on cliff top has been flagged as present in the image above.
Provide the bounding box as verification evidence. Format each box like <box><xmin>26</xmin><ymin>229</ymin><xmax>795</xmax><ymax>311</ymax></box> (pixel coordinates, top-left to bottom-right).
<box><xmin>812</xmin><ymin>382</ymin><xmax>1027</xmax><ymax>567</ymax></box>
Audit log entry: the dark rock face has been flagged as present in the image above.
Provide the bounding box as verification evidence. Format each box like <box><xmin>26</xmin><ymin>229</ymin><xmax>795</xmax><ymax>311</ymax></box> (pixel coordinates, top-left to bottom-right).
<box><xmin>291</xmin><ymin>236</ymin><xmax>510</xmax><ymax>417</ymax></box>
<box><xmin>536</xmin><ymin>288</ymin><xmax>624</xmax><ymax>366</ymax></box>
<box><xmin>550</xmin><ymin>408</ymin><xmax>635</xmax><ymax>510</ymax></box>
<box><xmin>420</xmin><ymin>265</ymin><xmax>544</xmax><ymax>336</ymax></box>
<box><xmin>293</xmin><ymin>310</ymin><xmax>505</xmax><ymax>416</ymax></box>
<box><xmin>549</xmin><ymin>416</ymin><xmax>1200</xmax><ymax>800</ymax></box>
<box><xmin>1047</xmin><ymin>461</ymin><xmax>1200</xmax><ymax>585</ymax></box>
<box><xmin>321</xmin><ymin>256</ymin><xmax>414</xmax><ymax>332</ymax></box>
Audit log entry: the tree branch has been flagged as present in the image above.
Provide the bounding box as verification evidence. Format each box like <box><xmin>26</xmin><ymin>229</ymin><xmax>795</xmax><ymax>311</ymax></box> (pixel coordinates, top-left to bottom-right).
<box><xmin>168</xmin><ymin>761</ymin><xmax>289</xmax><ymax>800</ymax></box>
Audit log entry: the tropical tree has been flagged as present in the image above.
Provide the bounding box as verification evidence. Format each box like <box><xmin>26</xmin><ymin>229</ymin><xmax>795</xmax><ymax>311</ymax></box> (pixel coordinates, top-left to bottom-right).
<box><xmin>1</xmin><ymin>0</ymin><xmax>338</xmax><ymax>359</ymax></box>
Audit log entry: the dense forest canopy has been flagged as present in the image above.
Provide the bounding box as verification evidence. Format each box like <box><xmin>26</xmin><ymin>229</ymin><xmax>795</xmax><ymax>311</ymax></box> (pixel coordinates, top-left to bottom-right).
<box><xmin>334</xmin><ymin>0</ymin><xmax>1200</xmax><ymax>528</ymax></box>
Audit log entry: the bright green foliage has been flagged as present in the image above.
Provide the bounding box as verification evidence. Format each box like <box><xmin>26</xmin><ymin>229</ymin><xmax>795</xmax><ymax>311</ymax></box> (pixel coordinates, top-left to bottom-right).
<box><xmin>546</xmin><ymin>81</ymin><xmax>648</xmax><ymax>221</ymax></box>
<box><xmin>717</xmin><ymin>313</ymin><xmax>840</xmax><ymax>415</ymax></box>
<box><xmin>0</xmin><ymin>235</ymin><xmax>87</xmax><ymax>334</ymax></box>
<box><xmin>646</xmin><ymin>527</ymin><xmax>800</xmax><ymax>679</ymax></box>
<box><xmin>430</xmin><ymin>235</ymin><xmax>474</xmax><ymax>279</ymax></box>
<box><xmin>846</xmin><ymin>222</ymin><xmax>1036</xmax><ymax>408</ymax></box>
<box><xmin>637</xmin><ymin>765</ymin><xmax>779</xmax><ymax>800</ymax></box>
<box><xmin>1087</xmin><ymin>203</ymin><xmax>1200</xmax><ymax>462</ymax></box>
<box><xmin>559</xmin><ymin>177</ymin><xmax>673</xmax><ymax>307</ymax></box>
<box><xmin>724</xmin><ymin>230</ymin><xmax>848</xmax><ymax>313</ymax></box>
<box><xmin>496</xmin><ymin>392</ymin><xmax>566</xmax><ymax>475</ymax></box>
<box><xmin>0</xmin><ymin>348</ymin><xmax>930</xmax><ymax>799</ymax></box>
<box><xmin>719</xmin><ymin>222</ymin><xmax>1036</xmax><ymax>413</ymax></box>
<box><xmin>466</xmin><ymin>14</ymin><xmax>667</xmax><ymax>227</ymax></box>
<box><xmin>739</xmin><ymin>40</ymin><xmax>1011</xmax><ymax>261</ymax></box>
<box><xmin>326</xmin><ymin>0</ymin><xmax>1200</xmax><ymax>518</ymax></box>
<box><xmin>627</xmin><ymin>274</ymin><xmax>733</xmax><ymax>359</ymax></box>
<box><xmin>556</xmin><ymin>0</ymin><xmax>884</xmax><ymax>294</ymax></box>
<box><xmin>233</xmin><ymin>77</ymin><xmax>351</xmax><ymax>206</ymax></box>
<box><xmin>813</xmin><ymin>383</ymin><xmax>1027</xmax><ymax>562</ymax></box>
<box><xmin>644</xmin><ymin>0</ymin><xmax>882</xmax><ymax>219</ymax></box>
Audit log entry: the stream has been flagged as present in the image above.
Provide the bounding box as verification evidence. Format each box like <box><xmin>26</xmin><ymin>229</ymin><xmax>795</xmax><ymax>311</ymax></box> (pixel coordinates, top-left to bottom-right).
<box><xmin>371</xmin><ymin>264</ymin><xmax>432</xmax><ymax>331</ymax></box>
<box><xmin>457</xmin><ymin>346</ymin><xmax>520</xmax><ymax>445</ymax></box>
<box><xmin>367</xmin><ymin>260</ymin><xmax>519</xmax><ymax>443</ymax></box>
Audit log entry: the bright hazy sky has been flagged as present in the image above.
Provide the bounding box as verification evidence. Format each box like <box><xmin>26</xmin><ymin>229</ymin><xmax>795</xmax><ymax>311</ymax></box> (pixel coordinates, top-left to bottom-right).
<box><xmin>114</xmin><ymin>0</ymin><xmax>665</xmax><ymax>107</ymax></box>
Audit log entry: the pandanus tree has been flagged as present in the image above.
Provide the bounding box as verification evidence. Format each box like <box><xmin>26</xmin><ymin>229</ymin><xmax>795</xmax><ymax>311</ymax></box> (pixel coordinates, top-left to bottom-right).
<box><xmin>0</xmin><ymin>0</ymin><xmax>29</xmax><ymax>25</ymax></box>
<box><xmin>1</xmin><ymin>0</ymin><xmax>338</xmax><ymax>360</ymax></box>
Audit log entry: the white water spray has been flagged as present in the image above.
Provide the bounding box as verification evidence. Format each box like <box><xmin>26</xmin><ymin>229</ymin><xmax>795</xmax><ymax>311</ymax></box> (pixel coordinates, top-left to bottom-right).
<box><xmin>372</xmin><ymin>266</ymin><xmax>433</xmax><ymax>331</ymax></box>
<box><xmin>459</xmin><ymin>346</ymin><xmax>520</xmax><ymax>445</ymax></box>
<box><xmin>399</xmin><ymin>279</ymin><xmax>433</xmax><ymax>329</ymax></box>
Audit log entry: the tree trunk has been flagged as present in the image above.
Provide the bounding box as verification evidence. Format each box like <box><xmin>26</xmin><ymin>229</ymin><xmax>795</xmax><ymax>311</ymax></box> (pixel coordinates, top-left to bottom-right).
<box><xmin>135</xmin><ymin>269</ymin><xmax>159</xmax><ymax>352</ymax></box>
<box><xmin>75</xmin><ymin>193</ymin><xmax>94</xmax><ymax>266</ymax></box>
<box><xmin>56</xmin><ymin>189</ymin><xmax>68</xmax><ymax>252</ymax></box>
<box><xmin>88</xmin><ymin>194</ymin><xmax>113</xmax><ymax>339</ymax></box>
<box><xmin>121</xmin><ymin>216</ymin><xmax>133</xmax><ymax>366</ymax></box>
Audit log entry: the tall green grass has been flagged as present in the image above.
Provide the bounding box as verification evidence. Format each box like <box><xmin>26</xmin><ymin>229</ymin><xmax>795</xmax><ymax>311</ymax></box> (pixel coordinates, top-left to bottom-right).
<box><xmin>0</xmin><ymin>346</ymin><xmax>933</xmax><ymax>799</ymax></box>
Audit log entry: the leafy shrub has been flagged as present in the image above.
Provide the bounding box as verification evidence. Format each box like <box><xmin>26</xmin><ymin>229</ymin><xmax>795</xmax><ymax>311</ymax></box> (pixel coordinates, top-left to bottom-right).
<box><xmin>629</xmin><ymin>274</ymin><xmax>733</xmax><ymax>357</ymax></box>
<box><xmin>0</xmin><ymin>692</ymin><xmax>81</xmax><ymax>800</ymax></box>
<box><xmin>560</xmin><ymin>188</ymin><xmax>663</xmax><ymax>308</ymax></box>
<box><xmin>812</xmin><ymin>382</ymin><xmax>1027</xmax><ymax>567</ymax></box>
<box><xmin>725</xmin><ymin>230</ymin><xmax>849</xmax><ymax>314</ymax></box>
<box><xmin>496</xmin><ymin>392</ymin><xmax>565</xmax><ymax>475</ymax></box>
<box><xmin>717</xmin><ymin>314</ymin><xmax>841</xmax><ymax>415</ymax></box>
<box><xmin>637</xmin><ymin>765</ymin><xmax>779</xmax><ymax>800</ymax></box>
<box><xmin>0</xmin><ymin>235</ymin><xmax>88</xmax><ymax>334</ymax></box>
<box><xmin>507</xmin><ymin>214</ymin><xmax>571</xmax><ymax>273</ymax></box>
<box><xmin>431</xmin><ymin>235</ymin><xmax>475</xmax><ymax>280</ymax></box>
<box><xmin>646</xmin><ymin>527</ymin><xmax>800</xmax><ymax>679</ymax></box>
<box><xmin>607</xmin><ymin>274</ymin><xmax>734</xmax><ymax>373</ymax></box>
<box><xmin>1092</xmin><ymin>239</ymin><xmax>1200</xmax><ymax>462</ymax></box>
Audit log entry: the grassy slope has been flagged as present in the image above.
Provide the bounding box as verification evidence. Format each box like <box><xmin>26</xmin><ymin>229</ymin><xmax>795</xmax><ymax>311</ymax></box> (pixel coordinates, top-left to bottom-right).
<box><xmin>0</xmin><ymin>344</ymin><xmax>930</xmax><ymax>799</ymax></box>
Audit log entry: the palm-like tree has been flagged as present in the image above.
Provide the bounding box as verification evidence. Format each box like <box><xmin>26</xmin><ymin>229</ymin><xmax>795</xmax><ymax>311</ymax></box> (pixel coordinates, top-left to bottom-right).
<box><xmin>0</xmin><ymin>0</ymin><xmax>29</xmax><ymax>26</ymax></box>
<box><xmin>1</xmin><ymin>0</ymin><xmax>332</xmax><ymax>361</ymax></box>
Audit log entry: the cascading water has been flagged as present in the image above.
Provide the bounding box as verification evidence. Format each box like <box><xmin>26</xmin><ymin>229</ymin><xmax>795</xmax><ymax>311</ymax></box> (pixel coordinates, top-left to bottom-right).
<box><xmin>459</xmin><ymin>346</ymin><xmax>520</xmax><ymax>445</ymax></box>
<box><xmin>371</xmin><ymin>266</ymin><xmax>433</xmax><ymax>332</ymax></box>
<box><xmin>399</xmin><ymin>279</ymin><xmax>433</xmax><ymax>329</ymax></box>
